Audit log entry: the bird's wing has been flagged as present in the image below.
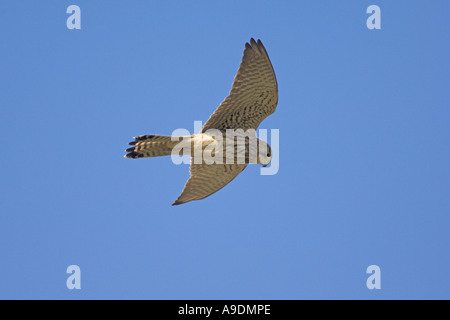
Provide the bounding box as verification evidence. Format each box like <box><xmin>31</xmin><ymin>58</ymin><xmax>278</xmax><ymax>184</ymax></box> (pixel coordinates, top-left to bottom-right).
<box><xmin>202</xmin><ymin>38</ymin><xmax>278</xmax><ymax>132</ymax></box>
<box><xmin>172</xmin><ymin>162</ymin><xmax>248</xmax><ymax>205</ymax></box>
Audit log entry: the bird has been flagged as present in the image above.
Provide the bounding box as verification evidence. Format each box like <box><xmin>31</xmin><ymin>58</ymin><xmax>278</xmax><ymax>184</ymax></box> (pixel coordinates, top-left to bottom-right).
<box><xmin>125</xmin><ymin>38</ymin><xmax>278</xmax><ymax>205</ymax></box>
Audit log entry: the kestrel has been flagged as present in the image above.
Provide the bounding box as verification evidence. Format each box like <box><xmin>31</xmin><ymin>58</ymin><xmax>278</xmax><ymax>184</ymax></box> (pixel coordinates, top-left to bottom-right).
<box><xmin>125</xmin><ymin>38</ymin><xmax>278</xmax><ymax>205</ymax></box>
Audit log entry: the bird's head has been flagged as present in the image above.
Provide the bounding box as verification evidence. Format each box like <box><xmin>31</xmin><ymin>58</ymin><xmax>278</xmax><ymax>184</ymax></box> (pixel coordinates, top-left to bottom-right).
<box><xmin>257</xmin><ymin>140</ymin><xmax>272</xmax><ymax>167</ymax></box>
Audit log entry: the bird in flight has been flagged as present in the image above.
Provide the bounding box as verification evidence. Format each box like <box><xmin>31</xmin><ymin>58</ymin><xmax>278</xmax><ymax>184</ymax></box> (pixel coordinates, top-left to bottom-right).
<box><xmin>125</xmin><ymin>38</ymin><xmax>278</xmax><ymax>205</ymax></box>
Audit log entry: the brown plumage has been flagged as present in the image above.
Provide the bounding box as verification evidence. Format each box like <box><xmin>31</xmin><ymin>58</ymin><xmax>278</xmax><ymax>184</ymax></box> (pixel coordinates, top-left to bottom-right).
<box><xmin>125</xmin><ymin>38</ymin><xmax>278</xmax><ymax>205</ymax></box>
<box><xmin>125</xmin><ymin>135</ymin><xmax>180</xmax><ymax>158</ymax></box>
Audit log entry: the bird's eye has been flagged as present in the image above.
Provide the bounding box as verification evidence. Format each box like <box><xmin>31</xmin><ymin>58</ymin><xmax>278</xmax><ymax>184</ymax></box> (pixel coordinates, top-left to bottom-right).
<box><xmin>267</xmin><ymin>152</ymin><xmax>271</xmax><ymax>157</ymax></box>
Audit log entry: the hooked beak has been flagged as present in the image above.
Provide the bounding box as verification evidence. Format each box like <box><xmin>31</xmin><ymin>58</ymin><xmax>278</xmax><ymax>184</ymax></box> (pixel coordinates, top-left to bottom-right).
<box><xmin>262</xmin><ymin>164</ymin><xmax>268</xmax><ymax>167</ymax></box>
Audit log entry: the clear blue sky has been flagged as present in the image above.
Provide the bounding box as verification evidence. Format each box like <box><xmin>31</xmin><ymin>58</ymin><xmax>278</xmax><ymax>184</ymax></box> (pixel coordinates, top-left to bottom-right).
<box><xmin>0</xmin><ymin>1</ymin><xmax>448</xmax><ymax>299</ymax></box>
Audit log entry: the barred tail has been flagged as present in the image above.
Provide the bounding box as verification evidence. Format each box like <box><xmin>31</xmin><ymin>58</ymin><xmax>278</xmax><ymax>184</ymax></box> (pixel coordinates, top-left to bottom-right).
<box><xmin>124</xmin><ymin>135</ymin><xmax>184</xmax><ymax>159</ymax></box>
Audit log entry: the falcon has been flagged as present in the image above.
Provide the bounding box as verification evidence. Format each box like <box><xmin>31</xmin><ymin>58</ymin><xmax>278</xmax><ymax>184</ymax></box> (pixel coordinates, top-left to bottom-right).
<box><xmin>125</xmin><ymin>38</ymin><xmax>278</xmax><ymax>205</ymax></box>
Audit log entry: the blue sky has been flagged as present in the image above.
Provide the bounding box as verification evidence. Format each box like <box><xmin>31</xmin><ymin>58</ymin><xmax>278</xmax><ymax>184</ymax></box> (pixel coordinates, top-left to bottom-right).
<box><xmin>0</xmin><ymin>1</ymin><xmax>448</xmax><ymax>299</ymax></box>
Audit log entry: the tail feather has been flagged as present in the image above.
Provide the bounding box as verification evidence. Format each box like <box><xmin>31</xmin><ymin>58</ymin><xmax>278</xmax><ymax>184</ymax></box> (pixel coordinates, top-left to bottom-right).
<box><xmin>124</xmin><ymin>135</ymin><xmax>181</xmax><ymax>159</ymax></box>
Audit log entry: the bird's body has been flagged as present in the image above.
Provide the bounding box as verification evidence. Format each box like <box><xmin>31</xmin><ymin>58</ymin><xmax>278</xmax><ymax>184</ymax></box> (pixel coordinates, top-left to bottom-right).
<box><xmin>125</xmin><ymin>39</ymin><xmax>278</xmax><ymax>205</ymax></box>
<box><xmin>126</xmin><ymin>131</ymin><xmax>270</xmax><ymax>165</ymax></box>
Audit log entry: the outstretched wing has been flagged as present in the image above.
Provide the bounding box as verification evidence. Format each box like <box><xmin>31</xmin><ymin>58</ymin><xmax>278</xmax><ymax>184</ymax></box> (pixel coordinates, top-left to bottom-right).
<box><xmin>172</xmin><ymin>162</ymin><xmax>248</xmax><ymax>206</ymax></box>
<box><xmin>202</xmin><ymin>38</ymin><xmax>278</xmax><ymax>132</ymax></box>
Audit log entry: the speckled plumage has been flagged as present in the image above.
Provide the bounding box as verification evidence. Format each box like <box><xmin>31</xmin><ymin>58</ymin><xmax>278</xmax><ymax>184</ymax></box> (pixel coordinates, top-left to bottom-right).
<box><xmin>125</xmin><ymin>39</ymin><xmax>278</xmax><ymax>205</ymax></box>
